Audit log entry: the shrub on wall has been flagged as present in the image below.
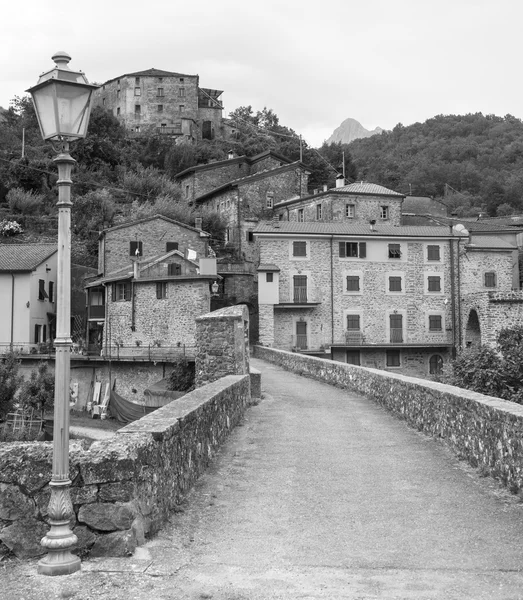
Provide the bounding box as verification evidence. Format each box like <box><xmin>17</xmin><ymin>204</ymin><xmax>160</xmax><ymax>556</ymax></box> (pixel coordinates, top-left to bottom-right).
<box><xmin>167</xmin><ymin>357</ymin><xmax>195</xmax><ymax>392</ymax></box>
<box><xmin>18</xmin><ymin>362</ymin><xmax>54</xmax><ymax>418</ymax></box>
<box><xmin>0</xmin><ymin>352</ymin><xmax>22</xmax><ymax>420</ymax></box>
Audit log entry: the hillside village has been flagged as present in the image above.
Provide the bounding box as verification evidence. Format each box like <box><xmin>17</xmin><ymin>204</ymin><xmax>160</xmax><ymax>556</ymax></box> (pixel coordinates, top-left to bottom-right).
<box><xmin>1</xmin><ymin>66</ymin><xmax>523</xmax><ymax>390</ymax></box>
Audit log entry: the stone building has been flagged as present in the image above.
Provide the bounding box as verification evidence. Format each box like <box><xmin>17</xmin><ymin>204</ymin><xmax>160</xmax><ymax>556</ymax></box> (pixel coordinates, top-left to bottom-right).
<box><xmin>86</xmin><ymin>215</ymin><xmax>218</xmax><ymax>353</ymax></box>
<box><xmin>254</xmin><ymin>220</ymin><xmax>521</xmax><ymax>378</ymax></box>
<box><xmin>272</xmin><ymin>179</ymin><xmax>405</xmax><ymax>227</ymax></box>
<box><xmin>93</xmin><ymin>68</ymin><xmax>224</xmax><ymax>142</ymax></box>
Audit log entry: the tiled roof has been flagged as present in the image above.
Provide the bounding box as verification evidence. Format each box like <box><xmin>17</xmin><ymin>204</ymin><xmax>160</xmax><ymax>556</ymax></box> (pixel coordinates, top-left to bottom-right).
<box><xmin>334</xmin><ymin>182</ymin><xmax>404</xmax><ymax>197</ymax></box>
<box><xmin>465</xmin><ymin>236</ymin><xmax>517</xmax><ymax>250</ymax></box>
<box><xmin>427</xmin><ymin>215</ymin><xmax>521</xmax><ymax>232</ymax></box>
<box><xmin>0</xmin><ymin>244</ymin><xmax>57</xmax><ymax>272</ymax></box>
<box><xmin>102</xmin><ymin>68</ymin><xmax>194</xmax><ymax>85</ymax></box>
<box><xmin>257</xmin><ymin>264</ymin><xmax>281</xmax><ymax>272</ymax></box>
<box><xmin>101</xmin><ymin>214</ymin><xmax>209</xmax><ymax>236</ymax></box>
<box><xmin>253</xmin><ymin>222</ymin><xmax>454</xmax><ymax>238</ymax></box>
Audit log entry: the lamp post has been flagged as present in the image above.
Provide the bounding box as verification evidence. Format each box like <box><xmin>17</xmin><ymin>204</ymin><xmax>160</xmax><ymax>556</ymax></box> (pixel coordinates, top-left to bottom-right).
<box><xmin>27</xmin><ymin>51</ymin><xmax>98</xmax><ymax>576</ymax></box>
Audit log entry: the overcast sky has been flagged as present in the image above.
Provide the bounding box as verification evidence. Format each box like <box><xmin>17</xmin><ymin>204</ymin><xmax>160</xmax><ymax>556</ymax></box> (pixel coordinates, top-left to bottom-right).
<box><xmin>1</xmin><ymin>0</ymin><xmax>522</xmax><ymax>147</ymax></box>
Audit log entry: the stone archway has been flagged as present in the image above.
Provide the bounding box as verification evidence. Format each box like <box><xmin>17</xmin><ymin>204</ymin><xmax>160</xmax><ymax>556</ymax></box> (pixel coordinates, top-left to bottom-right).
<box><xmin>464</xmin><ymin>309</ymin><xmax>482</xmax><ymax>347</ymax></box>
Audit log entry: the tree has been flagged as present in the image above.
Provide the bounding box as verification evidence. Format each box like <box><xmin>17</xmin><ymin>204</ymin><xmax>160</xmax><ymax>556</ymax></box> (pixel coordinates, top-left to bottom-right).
<box><xmin>0</xmin><ymin>352</ymin><xmax>22</xmax><ymax>421</ymax></box>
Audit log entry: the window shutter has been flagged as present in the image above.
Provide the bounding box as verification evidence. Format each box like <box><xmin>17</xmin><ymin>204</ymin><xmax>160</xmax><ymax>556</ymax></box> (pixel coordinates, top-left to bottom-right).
<box><xmin>359</xmin><ymin>242</ymin><xmax>366</xmax><ymax>258</ymax></box>
<box><xmin>339</xmin><ymin>242</ymin><xmax>346</xmax><ymax>257</ymax></box>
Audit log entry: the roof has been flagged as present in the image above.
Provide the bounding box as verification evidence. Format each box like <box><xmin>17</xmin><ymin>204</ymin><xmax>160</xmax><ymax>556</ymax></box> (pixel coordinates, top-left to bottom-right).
<box><xmin>465</xmin><ymin>236</ymin><xmax>517</xmax><ymax>250</ymax></box>
<box><xmin>102</xmin><ymin>68</ymin><xmax>195</xmax><ymax>86</ymax></box>
<box><xmin>101</xmin><ymin>214</ymin><xmax>209</xmax><ymax>237</ymax></box>
<box><xmin>334</xmin><ymin>182</ymin><xmax>405</xmax><ymax>197</ymax></box>
<box><xmin>427</xmin><ymin>215</ymin><xmax>522</xmax><ymax>233</ymax></box>
<box><xmin>193</xmin><ymin>162</ymin><xmax>308</xmax><ymax>203</ymax></box>
<box><xmin>257</xmin><ymin>264</ymin><xmax>281</xmax><ymax>272</ymax></box>
<box><xmin>0</xmin><ymin>244</ymin><xmax>57</xmax><ymax>272</ymax></box>
<box><xmin>253</xmin><ymin>222</ymin><xmax>455</xmax><ymax>238</ymax></box>
<box><xmin>174</xmin><ymin>149</ymin><xmax>294</xmax><ymax>180</ymax></box>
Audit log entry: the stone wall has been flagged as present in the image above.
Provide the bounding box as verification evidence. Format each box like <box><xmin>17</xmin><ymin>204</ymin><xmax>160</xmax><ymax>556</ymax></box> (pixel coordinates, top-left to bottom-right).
<box><xmin>195</xmin><ymin>305</ymin><xmax>250</xmax><ymax>387</ymax></box>
<box><xmin>0</xmin><ymin>375</ymin><xmax>250</xmax><ymax>559</ymax></box>
<box><xmin>253</xmin><ymin>346</ymin><xmax>523</xmax><ymax>492</ymax></box>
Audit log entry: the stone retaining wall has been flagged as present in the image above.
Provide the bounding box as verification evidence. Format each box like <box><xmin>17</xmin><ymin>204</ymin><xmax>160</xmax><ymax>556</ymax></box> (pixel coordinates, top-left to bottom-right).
<box><xmin>254</xmin><ymin>345</ymin><xmax>523</xmax><ymax>492</ymax></box>
<box><xmin>0</xmin><ymin>375</ymin><xmax>250</xmax><ymax>560</ymax></box>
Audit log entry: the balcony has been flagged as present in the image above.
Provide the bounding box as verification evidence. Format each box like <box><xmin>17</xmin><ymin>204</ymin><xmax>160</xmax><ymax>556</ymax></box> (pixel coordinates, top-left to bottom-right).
<box><xmin>88</xmin><ymin>305</ymin><xmax>105</xmax><ymax>320</ymax></box>
<box><xmin>156</xmin><ymin>125</ymin><xmax>182</xmax><ymax>135</ymax></box>
<box><xmin>293</xmin><ymin>286</ymin><xmax>308</xmax><ymax>303</ymax></box>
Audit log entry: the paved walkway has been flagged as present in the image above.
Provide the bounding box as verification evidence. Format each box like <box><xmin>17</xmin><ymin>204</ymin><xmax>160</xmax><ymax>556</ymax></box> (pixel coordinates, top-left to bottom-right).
<box><xmin>4</xmin><ymin>358</ymin><xmax>523</xmax><ymax>599</ymax></box>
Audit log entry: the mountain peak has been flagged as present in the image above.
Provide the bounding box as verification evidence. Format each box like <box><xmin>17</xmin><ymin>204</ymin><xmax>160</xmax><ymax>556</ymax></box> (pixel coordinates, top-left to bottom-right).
<box><xmin>327</xmin><ymin>118</ymin><xmax>383</xmax><ymax>144</ymax></box>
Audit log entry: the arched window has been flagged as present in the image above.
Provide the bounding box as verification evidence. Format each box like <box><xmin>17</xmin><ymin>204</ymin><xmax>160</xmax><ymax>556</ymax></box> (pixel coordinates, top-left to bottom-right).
<box><xmin>429</xmin><ymin>354</ymin><xmax>443</xmax><ymax>375</ymax></box>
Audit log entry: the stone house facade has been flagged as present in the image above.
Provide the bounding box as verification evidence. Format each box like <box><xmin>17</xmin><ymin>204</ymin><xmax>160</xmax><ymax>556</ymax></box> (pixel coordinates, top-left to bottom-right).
<box><xmin>255</xmin><ymin>219</ymin><xmax>520</xmax><ymax>378</ymax></box>
<box><xmin>272</xmin><ymin>181</ymin><xmax>405</xmax><ymax>227</ymax></box>
<box><xmin>86</xmin><ymin>215</ymin><xmax>217</xmax><ymax>353</ymax></box>
<box><xmin>93</xmin><ymin>68</ymin><xmax>223</xmax><ymax>142</ymax></box>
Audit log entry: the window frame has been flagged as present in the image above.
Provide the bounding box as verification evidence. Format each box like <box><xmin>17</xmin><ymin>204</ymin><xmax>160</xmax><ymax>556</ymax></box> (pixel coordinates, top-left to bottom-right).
<box><xmin>386</xmin><ymin>349</ymin><xmax>401</xmax><ymax>367</ymax></box>
<box><xmin>427</xmin><ymin>244</ymin><xmax>441</xmax><ymax>262</ymax></box>
<box><xmin>316</xmin><ymin>204</ymin><xmax>322</xmax><ymax>220</ymax></box>
<box><xmin>484</xmin><ymin>272</ymin><xmax>497</xmax><ymax>288</ymax></box>
<box><xmin>291</xmin><ymin>240</ymin><xmax>308</xmax><ymax>258</ymax></box>
<box><xmin>380</xmin><ymin>205</ymin><xmax>390</xmax><ymax>220</ymax></box>
<box><xmin>113</xmin><ymin>282</ymin><xmax>131</xmax><ymax>302</ymax></box>
<box><xmin>346</xmin><ymin>275</ymin><xmax>360</xmax><ymax>292</ymax></box>
<box><xmin>345</xmin><ymin>203</ymin><xmax>355</xmax><ymax>218</ymax></box>
<box><xmin>266</xmin><ymin>272</ymin><xmax>274</xmax><ymax>283</ymax></box>
<box><xmin>388</xmin><ymin>243</ymin><xmax>401</xmax><ymax>259</ymax></box>
<box><xmin>130</xmin><ymin>241</ymin><xmax>143</xmax><ymax>257</ymax></box>
<box><xmin>428</xmin><ymin>314</ymin><xmax>443</xmax><ymax>332</ymax></box>
<box><xmin>156</xmin><ymin>282</ymin><xmax>167</xmax><ymax>299</ymax></box>
<box><xmin>339</xmin><ymin>241</ymin><xmax>366</xmax><ymax>258</ymax></box>
<box><xmin>297</xmin><ymin>209</ymin><xmax>304</xmax><ymax>222</ymax></box>
<box><xmin>427</xmin><ymin>275</ymin><xmax>442</xmax><ymax>293</ymax></box>
<box><xmin>388</xmin><ymin>276</ymin><xmax>402</xmax><ymax>292</ymax></box>
<box><xmin>38</xmin><ymin>279</ymin><xmax>48</xmax><ymax>301</ymax></box>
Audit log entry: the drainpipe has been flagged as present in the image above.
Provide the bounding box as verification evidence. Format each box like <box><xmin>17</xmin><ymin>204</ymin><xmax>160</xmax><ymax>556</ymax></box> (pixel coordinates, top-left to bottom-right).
<box><xmin>456</xmin><ymin>238</ymin><xmax>462</xmax><ymax>349</ymax></box>
<box><xmin>449</xmin><ymin>236</ymin><xmax>457</xmax><ymax>358</ymax></box>
<box><xmin>330</xmin><ymin>236</ymin><xmax>334</xmax><ymax>345</ymax></box>
<box><xmin>131</xmin><ymin>280</ymin><xmax>136</xmax><ymax>333</ymax></box>
<box><xmin>237</xmin><ymin>189</ymin><xmax>242</xmax><ymax>259</ymax></box>
<box><xmin>10</xmin><ymin>273</ymin><xmax>15</xmax><ymax>349</ymax></box>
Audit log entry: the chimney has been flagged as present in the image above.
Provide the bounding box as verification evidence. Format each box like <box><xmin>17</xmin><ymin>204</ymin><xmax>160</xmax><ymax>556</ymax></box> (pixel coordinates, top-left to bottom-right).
<box><xmin>194</xmin><ymin>217</ymin><xmax>203</xmax><ymax>230</ymax></box>
<box><xmin>369</xmin><ymin>219</ymin><xmax>376</xmax><ymax>232</ymax></box>
<box><xmin>323</xmin><ymin>184</ymin><xmax>328</xmax><ymax>192</ymax></box>
<box><xmin>272</xmin><ymin>213</ymin><xmax>280</xmax><ymax>228</ymax></box>
<box><xmin>133</xmin><ymin>258</ymin><xmax>140</xmax><ymax>279</ymax></box>
<box><xmin>227</xmin><ymin>150</ymin><xmax>234</xmax><ymax>160</ymax></box>
<box><xmin>336</xmin><ymin>175</ymin><xmax>345</xmax><ymax>188</ymax></box>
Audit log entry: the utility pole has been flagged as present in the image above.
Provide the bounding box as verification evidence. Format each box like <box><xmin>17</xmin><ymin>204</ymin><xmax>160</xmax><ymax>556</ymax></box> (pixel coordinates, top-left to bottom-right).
<box><xmin>21</xmin><ymin>128</ymin><xmax>25</xmax><ymax>158</ymax></box>
<box><xmin>342</xmin><ymin>151</ymin><xmax>345</xmax><ymax>179</ymax></box>
<box><xmin>299</xmin><ymin>135</ymin><xmax>303</xmax><ymax>163</ymax></box>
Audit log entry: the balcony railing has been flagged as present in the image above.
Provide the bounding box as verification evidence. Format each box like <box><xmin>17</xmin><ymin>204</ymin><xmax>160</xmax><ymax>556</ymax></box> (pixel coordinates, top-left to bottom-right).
<box><xmin>156</xmin><ymin>126</ymin><xmax>182</xmax><ymax>135</ymax></box>
<box><xmin>293</xmin><ymin>286</ymin><xmax>308</xmax><ymax>303</ymax></box>
<box><xmin>390</xmin><ymin>328</ymin><xmax>404</xmax><ymax>343</ymax></box>
<box><xmin>345</xmin><ymin>330</ymin><xmax>364</xmax><ymax>345</ymax></box>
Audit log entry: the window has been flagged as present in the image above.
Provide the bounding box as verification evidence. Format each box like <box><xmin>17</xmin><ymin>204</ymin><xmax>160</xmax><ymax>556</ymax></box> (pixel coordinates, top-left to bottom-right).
<box><xmin>429</xmin><ymin>315</ymin><xmax>443</xmax><ymax>331</ymax></box>
<box><xmin>427</xmin><ymin>245</ymin><xmax>441</xmax><ymax>261</ymax></box>
<box><xmin>346</xmin><ymin>275</ymin><xmax>360</xmax><ymax>292</ymax></box>
<box><xmin>247</xmin><ymin>230</ymin><xmax>254</xmax><ymax>242</ymax></box>
<box><xmin>113</xmin><ymin>282</ymin><xmax>131</xmax><ymax>301</ymax></box>
<box><xmin>168</xmin><ymin>263</ymin><xmax>181</xmax><ymax>276</ymax></box>
<box><xmin>266</xmin><ymin>193</ymin><xmax>274</xmax><ymax>209</ymax></box>
<box><xmin>158</xmin><ymin>105</ymin><xmax>163</xmax><ymax>112</ymax></box>
<box><xmin>157</xmin><ymin>87</ymin><xmax>164</xmax><ymax>97</ymax></box>
<box><xmin>389</xmin><ymin>276</ymin><xmax>402</xmax><ymax>292</ymax></box>
<box><xmin>346</xmin><ymin>204</ymin><xmax>355</xmax><ymax>218</ymax></box>
<box><xmin>388</xmin><ymin>243</ymin><xmax>401</xmax><ymax>259</ymax></box>
<box><xmin>166</xmin><ymin>242</ymin><xmax>179</xmax><ymax>252</ymax></box>
<box><xmin>428</xmin><ymin>276</ymin><xmax>441</xmax><ymax>292</ymax></box>
<box><xmin>380</xmin><ymin>205</ymin><xmax>389</xmax><ymax>220</ymax></box>
<box><xmin>158</xmin><ymin>77</ymin><xmax>163</xmax><ymax>83</ymax></box>
<box><xmin>316</xmin><ymin>204</ymin><xmax>322</xmax><ymax>220</ymax></box>
<box><xmin>429</xmin><ymin>354</ymin><xmax>443</xmax><ymax>375</ymax></box>
<box><xmin>34</xmin><ymin>324</ymin><xmax>42</xmax><ymax>344</ymax></box>
<box><xmin>135</xmin><ymin>125</ymin><xmax>141</xmax><ymax>132</ymax></box>
<box><xmin>161</xmin><ymin>123</ymin><xmax>166</xmax><ymax>129</ymax></box>
<box><xmin>179</xmin><ymin>78</ymin><xmax>184</xmax><ymax>83</ymax></box>
<box><xmin>266</xmin><ymin>273</ymin><xmax>274</xmax><ymax>283</ymax></box>
<box><xmin>38</xmin><ymin>279</ymin><xmax>48</xmax><ymax>301</ymax></box>
<box><xmin>116</xmin><ymin>107</ymin><xmax>120</xmax><ymax>116</ymax></box>
<box><xmin>135</xmin><ymin>77</ymin><xmax>140</xmax><ymax>84</ymax></box>
<box><xmin>134</xmin><ymin>87</ymin><xmax>141</xmax><ymax>96</ymax></box>
<box><xmin>102</xmin><ymin>98</ymin><xmax>106</xmax><ymax>106</ymax></box>
<box><xmin>185</xmin><ymin>185</ymin><xmax>190</xmax><ymax>198</ymax></box>
<box><xmin>346</xmin><ymin>350</ymin><xmax>360</xmax><ymax>365</ymax></box>
<box><xmin>389</xmin><ymin>314</ymin><xmax>403</xmax><ymax>343</ymax></box>
<box><xmin>156</xmin><ymin>282</ymin><xmax>167</xmax><ymax>299</ymax></box>
<box><xmin>135</xmin><ymin>104</ymin><xmax>141</xmax><ymax>114</ymax></box>
<box><xmin>293</xmin><ymin>275</ymin><xmax>307</xmax><ymax>302</ymax></box>
<box><xmin>292</xmin><ymin>241</ymin><xmax>307</xmax><ymax>257</ymax></box>
<box><xmin>179</xmin><ymin>105</ymin><xmax>185</xmax><ymax>113</ymax></box>
<box><xmin>484</xmin><ymin>272</ymin><xmax>497</xmax><ymax>288</ymax></box>
<box><xmin>179</xmin><ymin>88</ymin><xmax>185</xmax><ymax>97</ymax></box>
<box><xmin>298</xmin><ymin>209</ymin><xmax>304</xmax><ymax>222</ymax></box>
<box><xmin>346</xmin><ymin>314</ymin><xmax>360</xmax><ymax>330</ymax></box>
<box><xmin>130</xmin><ymin>241</ymin><xmax>143</xmax><ymax>257</ymax></box>
<box><xmin>339</xmin><ymin>242</ymin><xmax>366</xmax><ymax>258</ymax></box>
<box><xmin>48</xmin><ymin>281</ymin><xmax>54</xmax><ymax>303</ymax></box>
<box><xmin>386</xmin><ymin>349</ymin><xmax>401</xmax><ymax>367</ymax></box>
<box><xmin>116</xmin><ymin>89</ymin><xmax>120</xmax><ymax>99</ymax></box>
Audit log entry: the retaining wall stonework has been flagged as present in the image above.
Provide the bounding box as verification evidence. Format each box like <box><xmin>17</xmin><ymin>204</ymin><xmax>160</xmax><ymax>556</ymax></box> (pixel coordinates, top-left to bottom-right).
<box><xmin>0</xmin><ymin>375</ymin><xmax>250</xmax><ymax>560</ymax></box>
<box><xmin>254</xmin><ymin>346</ymin><xmax>523</xmax><ymax>492</ymax></box>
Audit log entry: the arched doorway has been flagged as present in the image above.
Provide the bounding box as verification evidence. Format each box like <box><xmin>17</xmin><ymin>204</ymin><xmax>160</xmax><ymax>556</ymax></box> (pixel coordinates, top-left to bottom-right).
<box><xmin>465</xmin><ymin>309</ymin><xmax>482</xmax><ymax>347</ymax></box>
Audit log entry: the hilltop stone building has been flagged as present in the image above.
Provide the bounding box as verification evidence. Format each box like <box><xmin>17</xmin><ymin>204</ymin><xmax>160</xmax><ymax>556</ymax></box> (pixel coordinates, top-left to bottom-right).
<box><xmin>93</xmin><ymin>68</ymin><xmax>224</xmax><ymax>142</ymax></box>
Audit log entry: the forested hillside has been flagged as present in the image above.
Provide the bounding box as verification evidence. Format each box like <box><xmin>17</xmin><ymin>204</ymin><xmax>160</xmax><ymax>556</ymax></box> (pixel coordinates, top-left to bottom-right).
<box><xmin>0</xmin><ymin>98</ymin><xmax>353</xmax><ymax>266</ymax></box>
<box><xmin>348</xmin><ymin>113</ymin><xmax>523</xmax><ymax>217</ymax></box>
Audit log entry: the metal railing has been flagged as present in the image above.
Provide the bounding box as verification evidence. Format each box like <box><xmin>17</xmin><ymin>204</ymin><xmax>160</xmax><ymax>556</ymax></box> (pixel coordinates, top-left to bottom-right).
<box><xmin>293</xmin><ymin>286</ymin><xmax>308</xmax><ymax>303</ymax></box>
<box><xmin>102</xmin><ymin>343</ymin><xmax>196</xmax><ymax>361</ymax></box>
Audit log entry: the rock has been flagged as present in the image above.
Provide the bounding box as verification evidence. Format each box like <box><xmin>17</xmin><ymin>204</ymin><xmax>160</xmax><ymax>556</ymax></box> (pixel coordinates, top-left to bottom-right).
<box><xmin>77</xmin><ymin>502</ymin><xmax>135</xmax><ymax>532</ymax></box>
<box><xmin>73</xmin><ymin>525</ymin><xmax>97</xmax><ymax>556</ymax></box>
<box><xmin>89</xmin><ymin>529</ymin><xmax>137</xmax><ymax>558</ymax></box>
<box><xmin>98</xmin><ymin>481</ymin><xmax>135</xmax><ymax>503</ymax></box>
<box><xmin>0</xmin><ymin>484</ymin><xmax>35</xmax><ymax>520</ymax></box>
<box><xmin>70</xmin><ymin>485</ymin><xmax>98</xmax><ymax>505</ymax></box>
<box><xmin>131</xmin><ymin>517</ymin><xmax>145</xmax><ymax>546</ymax></box>
<box><xmin>0</xmin><ymin>518</ymin><xmax>47</xmax><ymax>558</ymax></box>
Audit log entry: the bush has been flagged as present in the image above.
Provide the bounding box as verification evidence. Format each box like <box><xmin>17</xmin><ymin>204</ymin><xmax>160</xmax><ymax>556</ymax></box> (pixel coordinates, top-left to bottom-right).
<box><xmin>167</xmin><ymin>357</ymin><xmax>195</xmax><ymax>392</ymax></box>
<box><xmin>0</xmin><ymin>351</ymin><xmax>22</xmax><ymax>420</ymax></box>
<box><xmin>18</xmin><ymin>362</ymin><xmax>54</xmax><ymax>418</ymax></box>
<box><xmin>7</xmin><ymin>187</ymin><xmax>44</xmax><ymax>215</ymax></box>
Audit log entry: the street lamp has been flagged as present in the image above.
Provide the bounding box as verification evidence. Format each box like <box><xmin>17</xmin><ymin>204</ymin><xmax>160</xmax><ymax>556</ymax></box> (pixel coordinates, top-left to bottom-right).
<box><xmin>27</xmin><ymin>51</ymin><xmax>98</xmax><ymax>576</ymax></box>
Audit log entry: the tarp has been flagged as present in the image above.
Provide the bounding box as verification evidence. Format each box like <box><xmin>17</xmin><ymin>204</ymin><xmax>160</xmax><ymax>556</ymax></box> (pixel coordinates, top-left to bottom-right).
<box><xmin>109</xmin><ymin>390</ymin><xmax>158</xmax><ymax>424</ymax></box>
